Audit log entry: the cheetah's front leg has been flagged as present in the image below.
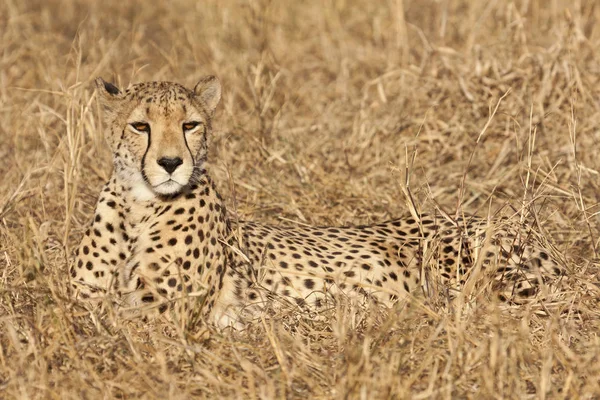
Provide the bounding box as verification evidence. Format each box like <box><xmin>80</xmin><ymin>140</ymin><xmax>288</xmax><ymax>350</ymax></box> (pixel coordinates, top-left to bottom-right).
<box><xmin>71</xmin><ymin>180</ymin><xmax>129</xmax><ymax>301</ymax></box>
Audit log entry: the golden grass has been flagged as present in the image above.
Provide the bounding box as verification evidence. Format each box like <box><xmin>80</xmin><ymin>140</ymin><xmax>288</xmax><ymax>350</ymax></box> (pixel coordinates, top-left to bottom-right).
<box><xmin>2</xmin><ymin>0</ymin><xmax>600</xmax><ymax>398</ymax></box>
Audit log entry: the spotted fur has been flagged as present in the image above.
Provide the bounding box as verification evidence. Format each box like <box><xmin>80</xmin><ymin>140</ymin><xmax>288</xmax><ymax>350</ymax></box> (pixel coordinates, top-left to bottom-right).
<box><xmin>72</xmin><ymin>78</ymin><xmax>567</xmax><ymax>328</ymax></box>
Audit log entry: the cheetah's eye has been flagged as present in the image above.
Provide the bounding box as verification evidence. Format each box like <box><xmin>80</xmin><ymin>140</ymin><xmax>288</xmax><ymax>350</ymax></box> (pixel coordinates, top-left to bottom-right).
<box><xmin>182</xmin><ymin>121</ymin><xmax>202</xmax><ymax>133</ymax></box>
<box><xmin>130</xmin><ymin>122</ymin><xmax>150</xmax><ymax>134</ymax></box>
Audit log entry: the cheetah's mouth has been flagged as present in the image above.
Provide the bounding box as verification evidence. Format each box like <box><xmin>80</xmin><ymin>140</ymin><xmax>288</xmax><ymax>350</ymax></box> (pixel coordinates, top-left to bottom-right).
<box><xmin>153</xmin><ymin>179</ymin><xmax>185</xmax><ymax>195</ymax></box>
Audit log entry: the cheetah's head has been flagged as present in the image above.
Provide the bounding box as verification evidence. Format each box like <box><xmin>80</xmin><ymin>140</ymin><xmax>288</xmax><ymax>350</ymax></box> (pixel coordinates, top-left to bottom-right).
<box><xmin>95</xmin><ymin>77</ymin><xmax>221</xmax><ymax>198</ymax></box>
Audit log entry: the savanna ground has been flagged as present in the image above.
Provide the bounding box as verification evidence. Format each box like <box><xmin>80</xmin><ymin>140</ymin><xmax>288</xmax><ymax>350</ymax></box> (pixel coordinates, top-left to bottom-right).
<box><xmin>1</xmin><ymin>0</ymin><xmax>600</xmax><ymax>398</ymax></box>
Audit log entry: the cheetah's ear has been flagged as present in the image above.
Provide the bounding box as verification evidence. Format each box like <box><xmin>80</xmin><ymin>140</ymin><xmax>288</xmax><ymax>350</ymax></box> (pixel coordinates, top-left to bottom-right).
<box><xmin>95</xmin><ymin>78</ymin><xmax>124</xmax><ymax>109</ymax></box>
<box><xmin>193</xmin><ymin>75</ymin><xmax>221</xmax><ymax>115</ymax></box>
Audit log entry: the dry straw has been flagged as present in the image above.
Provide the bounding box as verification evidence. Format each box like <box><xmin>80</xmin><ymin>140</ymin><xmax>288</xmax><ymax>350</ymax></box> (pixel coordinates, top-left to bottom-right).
<box><xmin>1</xmin><ymin>0</ymin><xmax>600</xmax><ymax>398</ymax></box>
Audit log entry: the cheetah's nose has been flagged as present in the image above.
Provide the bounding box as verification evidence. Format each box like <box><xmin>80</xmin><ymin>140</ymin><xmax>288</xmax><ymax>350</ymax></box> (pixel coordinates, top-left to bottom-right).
<box><xmin>157</xmin><ymin>157</ymin><xmax>183</xmax><ymax>174</ymax></box>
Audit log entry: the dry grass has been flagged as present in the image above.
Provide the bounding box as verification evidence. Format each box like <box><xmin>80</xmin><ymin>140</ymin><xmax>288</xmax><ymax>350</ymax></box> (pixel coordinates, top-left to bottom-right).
<box><xmin>2</xmin><ymin>0</ymin><xmax>600</xmax><ymax>398</ymax></box>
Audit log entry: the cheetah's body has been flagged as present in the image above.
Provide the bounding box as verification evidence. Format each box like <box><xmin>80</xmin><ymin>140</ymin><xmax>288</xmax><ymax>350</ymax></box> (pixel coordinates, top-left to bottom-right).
<box><xmin>72</xmin><ymin>78</ymin><xmax>566</xmax><ymax>328</ymax></box>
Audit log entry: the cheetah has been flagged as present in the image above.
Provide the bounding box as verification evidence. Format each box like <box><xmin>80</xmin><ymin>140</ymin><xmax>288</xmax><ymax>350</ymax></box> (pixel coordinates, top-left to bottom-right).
<box><xmin>72</xmin><ymin>77</ymin><xmax>567</xmax><ymax>328</ymax></box>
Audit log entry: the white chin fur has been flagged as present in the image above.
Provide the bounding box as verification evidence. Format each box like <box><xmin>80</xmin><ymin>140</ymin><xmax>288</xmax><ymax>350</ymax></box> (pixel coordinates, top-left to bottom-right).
<box><xmin>153</xmin><ymin>180</ymin><xmax>184</xmax><ymax>195</ymax></box>
<box><xmin>130</xmin><ymin>180</ymin><xmax>158</xmax><ymax>201</ymax></box>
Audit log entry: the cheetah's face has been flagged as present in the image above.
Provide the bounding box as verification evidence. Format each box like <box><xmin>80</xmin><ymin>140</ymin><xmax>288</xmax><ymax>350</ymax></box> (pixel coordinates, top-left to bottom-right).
<box><xmin>95</xmin><ymin>77</ymin><xmax>221</xmax><ymax>197</ymax></box>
